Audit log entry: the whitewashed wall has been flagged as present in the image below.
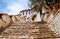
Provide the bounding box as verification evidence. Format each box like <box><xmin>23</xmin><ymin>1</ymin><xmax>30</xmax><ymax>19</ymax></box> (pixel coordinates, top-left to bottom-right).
<box><xmin>48</xmin><ymin>10</ymin><xmax>60</xmax><ymax>36</ymax></box>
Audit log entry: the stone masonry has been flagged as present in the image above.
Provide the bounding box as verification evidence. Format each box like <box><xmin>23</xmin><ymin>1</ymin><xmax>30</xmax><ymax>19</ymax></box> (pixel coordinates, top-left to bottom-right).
<box><xmin>0</xmin><ymin>22</ymin><xmax>60</xmax><ymax>39</ymax></box>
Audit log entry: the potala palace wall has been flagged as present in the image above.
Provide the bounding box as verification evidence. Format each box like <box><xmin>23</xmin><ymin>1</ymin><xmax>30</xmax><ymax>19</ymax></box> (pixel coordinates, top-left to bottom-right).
<box><xmin>0</xmin><ymin>9</ymin><xmax>60</xmax><ymax>39</ymax></box>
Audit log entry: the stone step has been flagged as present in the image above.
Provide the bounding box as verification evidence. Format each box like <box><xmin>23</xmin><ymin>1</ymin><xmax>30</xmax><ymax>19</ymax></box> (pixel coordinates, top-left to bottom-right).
<box><xmin>0</xmin><ymin>22</ymin><xmax>59</xmax><ymax>39</ymax></box>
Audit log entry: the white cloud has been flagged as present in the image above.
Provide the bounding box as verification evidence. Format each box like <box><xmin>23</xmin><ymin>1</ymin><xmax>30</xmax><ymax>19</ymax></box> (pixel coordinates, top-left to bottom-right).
<box><xmin>7</xmin><ymin>3</ymin><xmax>23</xmax><ymax>11</ymax></box>
<box><xmin>1</xmin><ymin>0</ymin><xmax>30</xmax><ymax>15</ymax></box>
<box><xmin>6</xmin><ymin>2</ymin><xmax>25</xmax><ymax>15</ymax></box>
<box><xmin>8</xmin><ymin>11</ymin><xmax>19</xmax><ymax>15</ymax></box>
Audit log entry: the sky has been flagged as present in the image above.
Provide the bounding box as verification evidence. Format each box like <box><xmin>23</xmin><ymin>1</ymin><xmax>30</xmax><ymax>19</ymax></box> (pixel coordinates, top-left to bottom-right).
<box><xmin>0</xmin><ymin>0</ymin><xmax>30</xmax><ymax>15</ymax></box>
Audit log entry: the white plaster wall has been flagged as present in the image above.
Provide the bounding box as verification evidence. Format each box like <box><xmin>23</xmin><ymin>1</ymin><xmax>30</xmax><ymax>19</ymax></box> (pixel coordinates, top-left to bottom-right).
<box><xmin>48</xmin><ymin>10</ymin><xmax>60</xmax><ymax>36</ymax></box>
<box><xmin>34</xmin><ymin>13</ymin><xmax>41</xmax><ymax>22</ymax></box>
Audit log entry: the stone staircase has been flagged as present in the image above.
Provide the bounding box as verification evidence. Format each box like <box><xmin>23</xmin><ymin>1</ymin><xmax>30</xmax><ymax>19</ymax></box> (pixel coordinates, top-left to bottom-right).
<box><xmin>0</xmin><ymin>22</ymin><xmax>60</xmax><ymax>39</ymax></box>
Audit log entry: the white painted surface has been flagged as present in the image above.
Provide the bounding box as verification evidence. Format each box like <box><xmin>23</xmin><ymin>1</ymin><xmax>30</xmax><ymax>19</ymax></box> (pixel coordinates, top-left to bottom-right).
<box><xmin>34</xmin><ymin>13</ymin><xmax>41</xmax><ymax>22</ymax></box>
<box><xmin>2</xmin><ymin>15</ymin><xmax>7</xmax><ymax>22</ymax></box>
<box><xmin>48</xmin><ymin>10</ymin><xmax>60</xmax><ymax>36</ymax></box>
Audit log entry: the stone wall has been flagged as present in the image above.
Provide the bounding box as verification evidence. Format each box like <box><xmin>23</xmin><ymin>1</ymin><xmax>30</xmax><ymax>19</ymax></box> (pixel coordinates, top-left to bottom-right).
<box><xmin>0</xmin><ymin>13</ymin><xmax>25</xmax><ymax>33</ymax></box>
<box><xmin>48</xmin><ymin>9</ymin><xmax>60</xmax><ymax>36</ymax></box>
<box><xmin>0</xmin><ymin>13</ymin><xmax>11</xmax><ymax>28</ymax></box>
<box><xmin>10</xmin><ymin>14</ymin><xmax>25</xmax><ymax>23</ymax></box>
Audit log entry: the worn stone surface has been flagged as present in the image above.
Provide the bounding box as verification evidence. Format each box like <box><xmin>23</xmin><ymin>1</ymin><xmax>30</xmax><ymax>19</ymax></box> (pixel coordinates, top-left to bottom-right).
<box><xmin>0</xmin><ymin>22</ymin><xmax>59</xmax><ymax>39</ymax></box>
